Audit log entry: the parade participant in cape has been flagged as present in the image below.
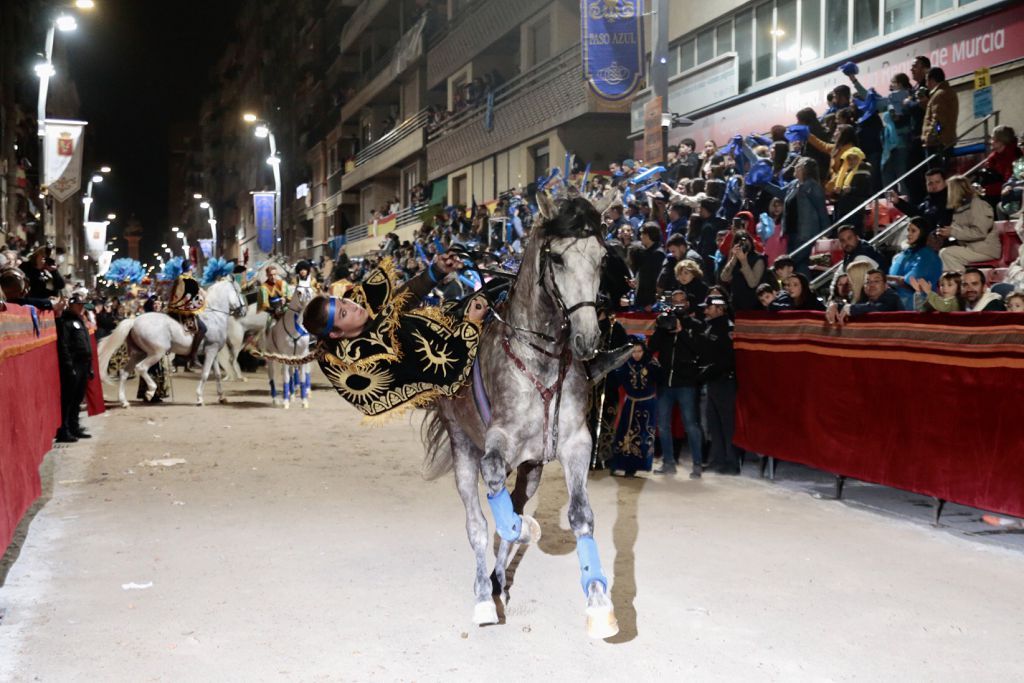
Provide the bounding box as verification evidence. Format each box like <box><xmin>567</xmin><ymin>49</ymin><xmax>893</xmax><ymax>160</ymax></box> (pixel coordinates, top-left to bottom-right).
<box><xmin>293</xmin><ymin>259</ymin><xmax>319</xmax><ymax>291</ymax></box>
<box><xmin>166</xmin><ymin>258</ymin><xmax>207</xmax><ymax>368</ymax></box>
<box><xmin>257</xmin><ymin>264</ymin><xmax>288</xmax><ymax>319</ymax></box>
<box><xmin>55</xmin><ymin>291</ymin><xmax>94</xmax><ymax>443</ymax></box>
<box><xmin>606</xmin><ymin>336</ymin><xmax>661</xmax><ymax>477</ymax></box>
<box><xmin>291</xmin><ymin>253</ymin><xmax>490</xmax><ymax>418</ymax></box>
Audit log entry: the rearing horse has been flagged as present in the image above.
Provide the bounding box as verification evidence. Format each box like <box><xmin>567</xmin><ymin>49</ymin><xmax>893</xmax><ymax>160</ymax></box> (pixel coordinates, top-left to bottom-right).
<box><xmin>262</xmin><ymin>283</ymin><xmax>315</xmax><ymax>408</ymax></box>
<box><xmin>423</xmin><ymin>193</ymin><xmax>626</xmax><ymax>638</ymax></box>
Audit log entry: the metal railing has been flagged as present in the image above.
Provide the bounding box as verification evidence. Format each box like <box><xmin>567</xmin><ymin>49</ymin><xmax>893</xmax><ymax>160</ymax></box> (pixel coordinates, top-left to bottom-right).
<box><xmin>352</xmin><ymin>109</ymin><xmax>430</xmax><ymax>168</ymax></box>
<box><xmin>426</xmin><ymin>46</ymin><xmax>580</xmax><ymax>142</ymax></box>
<box><xmin>343</xmin><ymin>202</ymin><xmax>431</xmax><ymax>244</ymax></box>
<box><xmin>804</xmin><ymin>111</ymin><xmax>1002</xmax><ymax>292</ymax></box>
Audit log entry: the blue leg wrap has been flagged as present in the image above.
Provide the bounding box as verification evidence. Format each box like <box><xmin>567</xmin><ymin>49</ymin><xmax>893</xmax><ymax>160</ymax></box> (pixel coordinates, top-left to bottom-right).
<box><xmin>292</xmin><ymin>368</ymin><xmax>300</xmax><ymax>390</ymax></box>
<box><xmin>576</xmin><ymin>535</ymin><xmax>608</xmax><ymax>595</ymax></box>
<box><xmin>283</xmin><ymin>376</ymin><xmax>291</xmax><ymax>400</ymax></box>
<box><xmin>304</xmin><ymin>371</ymin><xmax>312</xmax><ymax>393</ymax></box>
<box><xmin>269</xmin><ymin>380</ymin><xmax>277</xmax><ymax>399</ymax></box>
<box><xmin>301</xmin><ymin>371</ymin><xmax>311</xmax><ymax>399</ymax></box>
<box><xmin>486</xmin><ymin>487</ymin><xmax>521</xmax><ymax>542</ymax></box>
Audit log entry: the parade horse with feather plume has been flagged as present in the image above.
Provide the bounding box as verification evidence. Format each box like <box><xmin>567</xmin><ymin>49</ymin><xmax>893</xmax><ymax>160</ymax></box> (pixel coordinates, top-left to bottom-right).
<box><xmin>98</xmin><ymin>259</ymin><xmax>247</xmax><ymax>406</ymax></box>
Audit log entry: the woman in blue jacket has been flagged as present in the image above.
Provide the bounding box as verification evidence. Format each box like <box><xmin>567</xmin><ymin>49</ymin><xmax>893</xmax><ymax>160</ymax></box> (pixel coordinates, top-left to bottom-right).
<box><xmin>888</xmin><ymin>216</ymin><xmax>943</xmax><ymax>310</ymax></box>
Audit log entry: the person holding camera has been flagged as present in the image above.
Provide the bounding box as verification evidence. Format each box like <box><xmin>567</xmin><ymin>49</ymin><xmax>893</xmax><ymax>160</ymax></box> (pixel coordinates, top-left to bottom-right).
<box><xmin>649</xmin><ymin>293</ymin><xmax>704</xmax><ymax>478</ymax></box>
<box><xmin>21</xmin><ymin>246</ymin><xmax>66</xmax><ymax>300</ymax></box>
<box><xmin>719</xmin><ymin>230</ymin><xmax>771</xmax><ymax>311</ymax></box>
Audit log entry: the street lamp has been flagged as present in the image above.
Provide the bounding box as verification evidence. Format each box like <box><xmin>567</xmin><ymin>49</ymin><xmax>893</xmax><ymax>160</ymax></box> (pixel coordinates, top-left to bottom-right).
<box><xmin>81</xmin><ymin>166</ymin><xmax>110</xmax><ymax>222</ymax></box>
<box><xmin>193</xmin><ymin>196</ymin><xmax>217</xmax><ymax>257</ymax></box>
<box><xmin>106</xmin><ymin>213</ymin><xmax>116</xmax><ymax>220</ymax></box>
<box><xmin>242</xmin><ymin>113</ymin><xmax>282</xmax><ymax>253</ymax></box>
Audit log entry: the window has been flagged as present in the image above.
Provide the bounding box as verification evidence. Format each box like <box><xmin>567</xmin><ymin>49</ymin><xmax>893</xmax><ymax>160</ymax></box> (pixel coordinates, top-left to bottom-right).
<box><xmin>530</xmin><ymin>143</ymin><xmax>550</xmax><ymax>182</ymax></box>
<box><xmin>801</xmin><ymin>0</ymin><xmax>821</xmax><ymax>63</ymax></box>
<box><xmin>668</xmin><ymin>45</ymin><xmax>680</xmax><ymax>76</ymax></box>
<box><xmin>716</xmin><ymin>22</ymin><xmax>732</xmax><ymax>55</ymax></box>
<box><xmin>921</xmin><ymin>0</ymin><xmax>953</xmax><ymax>16</ymax></box>
<box><xmin>825</xmin><ymin>0</ymin><xmax>849</xmax><ymax>57</ymax></box>
<box><xmin>680</xmin><ymin>38</ymin><xmax>696</xmax><ymax>72</ymax></box>
<box><xmin>755</xmin><ymin>2</ymin><xmax>773</xmax><ymax>82</ymax></box>
<box><xmin>452</xmin><ymin>174</ymin><xmax>468</xmax><ymax>206</ymax></box>
<box><xmin>776</xmin><ymin>0</ymin><xmax>798</xmax><ymax>75</ymax></box>
<box><xmin>697</xmin><ymin>28</ymin><xmax>714</xmax><ymax>64</ymax></box>
<box><xmin>735</xmin><ymin>10</ymin><xmax>753</xmax><ymax>91</ymax></box>
<box><xmin>853</xmin><ymin>0</ymin><xmax>879</xmax><ymax>44</ymax></box>
<box><xmin>884</xmin><ymin>0</ymin><xmax>914</xmax><ymax>33</ymax></box>
<box><xmin>528</xmin><ymin>19</ymin><xmax>551</xmax><ymax>68</ymax></box>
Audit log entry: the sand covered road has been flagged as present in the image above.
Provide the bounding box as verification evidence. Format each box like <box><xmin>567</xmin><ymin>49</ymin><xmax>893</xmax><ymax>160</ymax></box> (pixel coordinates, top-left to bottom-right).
<box><xmin>1</xmin><ymin>371</ymin><xmax>1022</xmax><ymax>681</ymax></box>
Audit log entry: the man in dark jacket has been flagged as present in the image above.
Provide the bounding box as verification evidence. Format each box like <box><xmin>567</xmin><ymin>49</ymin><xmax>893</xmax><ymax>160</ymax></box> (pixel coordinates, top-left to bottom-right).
<box><xmin>694</xmin><ymin>198</ymin><xmax>726</xmax><ymax>284</ymax></box>
<box><xmin>826</xmin><ymin>269</ymin><xmax>902</xmax><ymax>323</ymax></box>
<box><xmin>20</xmin><ymin>246</ymin><xmax>65</xmax><ymax>300</ymax></box>
<box><xmin>697</xmin><ymin>295</ymin><xmax>742</xmax><ymax>475</ymax></box>
<box><xmin>649</xmin><ymin>299</ymin><xmax>704</xmax><ymax>477</ymax></box>
<box><xmin>676</xmin><ymin>139</ymin><xmax>702</xmax><ymax>180</ymax></box>
<box><xmin>889</xmin><ymin>168</ymin><xmax>952</xmax><ymax>230</ymax></box>
<box><xmin>838</xmin><ymin>225</ymin><xmax>888</xmax><ymax>273</ymax></box>
<box><xmin>657</xmin><ymin>233</ymin><xmax>690</xmax><ymax>294</ymax></box>
<box><xmin>633</xmin><ymin>223</ymin><xmax>666</xmax><ymax>309</ymax></box>
<box><xmin>55</xmin><ymin>291</ymin><xmax>94</xmax><ymax>442</ymax></box>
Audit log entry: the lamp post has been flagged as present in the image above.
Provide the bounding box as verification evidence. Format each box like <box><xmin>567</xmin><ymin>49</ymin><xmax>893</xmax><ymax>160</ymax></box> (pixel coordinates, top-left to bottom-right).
<box><xmin>81</xmin><ymin>167</ymin><xmax>109</xmax><ymax>222</ymax></box>
<box><xmin>193</xmin><ymin>196</ymin><xmax>216</xmax><ymax>258</ymax></box>
<box><xmin>243</xmin><ymin>113</ymin><xmax>282</xmax><ymax>254</ymax></box>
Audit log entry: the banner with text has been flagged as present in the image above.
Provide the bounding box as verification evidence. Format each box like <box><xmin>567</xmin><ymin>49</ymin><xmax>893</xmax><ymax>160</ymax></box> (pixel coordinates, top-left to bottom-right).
<box><xmin>581</xmin><ymin>0</ymin><xmax>644</xmax><ymax>101</ymax></box>
<box><xmin>43</xmin><ymin>119</ymin><xmax>87</xmax><ymax>202</ymax></box>
<box><xmin>254</xmin><ymin>192</ymin><xmax>276</xmax><ymax>254</ymax></box>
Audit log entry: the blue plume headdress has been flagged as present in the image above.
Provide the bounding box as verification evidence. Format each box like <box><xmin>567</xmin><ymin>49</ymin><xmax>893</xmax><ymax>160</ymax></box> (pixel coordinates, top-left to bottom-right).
<box><xmin>104</xmin><ymin>258</ymin><xmax>145</xmax><ymax>284</ymax></box>
<box><xmin>201</xmin><ymin>257</ymin><xmax>237</xmax><ymax>286</ymax></box>
<box><xmin>158</xmin><ymin>256</ymin><xmax>185</xmax><ymax>282</ymax></box>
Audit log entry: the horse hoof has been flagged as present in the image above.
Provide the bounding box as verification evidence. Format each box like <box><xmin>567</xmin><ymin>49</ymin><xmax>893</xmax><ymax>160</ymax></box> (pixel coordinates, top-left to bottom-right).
<box><xmin>302</xmin><ymin>400</ymin><xmax>309</xmax><ymax>409</ymax></box>
<box><xmin>585</xmin><ymin>604</ymin><xmax>619</xmax><ymax>640</ymax></box>
<box><xmin>282</xmin><ymin>402</ymin><xmax>290</xmax><ymax>410</ymax></box>
<box><xmin>240</xmin><ymin>377</ymin><xmax>248</xmax><ymax>383</ymax></box>
<box><xmin>219</xmin><ymin>397</ymin><xmax>229</xmax><ymax>404</ymax></box>
<box><xmin>518</xmin><ymin>514</ymin><xmax>542</xmax><ymax>545</ymax></box>
<box><xmin>196</xmin><ymin>400</ymin><xmax>204</xmax><ymax>407</ymax></box>
<box><xmin>473</xmin><ymin>601</ymin><xmax>499</xmax><ymax>626</ymax></box>
<box><xmin>121</xmin><ymin>401</ymin><xmax>130</xmax><ymax>409</ymax></box>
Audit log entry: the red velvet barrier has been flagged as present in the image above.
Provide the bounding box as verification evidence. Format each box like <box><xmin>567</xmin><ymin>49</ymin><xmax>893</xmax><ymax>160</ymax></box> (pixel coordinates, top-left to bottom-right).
<box><xmin>0</xmin><ymin>305</ymin><xmax>61</xmax><ymax>554</ymax></box>
<box><xmin>734</xmin><ymin>311</ymin><xmax>1024</xmax><ymax>518</ymax></box>
<box><xmin>85</xmin><ymin>333</ymin><xmax>105</xmax><ymax>416</ymax></box>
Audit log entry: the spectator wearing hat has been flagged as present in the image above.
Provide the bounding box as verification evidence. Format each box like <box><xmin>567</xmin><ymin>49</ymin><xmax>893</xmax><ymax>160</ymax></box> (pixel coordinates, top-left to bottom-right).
<box><xmin>698</xmin><ymin>295</ymin><xmax>741</xmax><ymax>475</ymax></box>
<box><xmin>55</xmin><ymin>291</ymin><xmax>94</xmax><ymax>442</ymax></box>
<box><xmin>936</xmin><ymin>175</ymin><xmax>998</xmax><ymax>272</ymax></box>
<box><xmin>922</xmin><ymin>67</ymin><xmax>958</xmax><ymax>168</ymax></box>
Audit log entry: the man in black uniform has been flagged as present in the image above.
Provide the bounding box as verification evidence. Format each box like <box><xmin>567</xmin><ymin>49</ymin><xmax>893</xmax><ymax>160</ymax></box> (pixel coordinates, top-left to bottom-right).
<box><xmin>55</xmin><ymin>291</ymin><xmax>94</xmax><ymax>443</ymax></box>
<box><xmin>698</xmin><ymin>295</ymin><xmax>742</xmax><ymax>475</ymax></box>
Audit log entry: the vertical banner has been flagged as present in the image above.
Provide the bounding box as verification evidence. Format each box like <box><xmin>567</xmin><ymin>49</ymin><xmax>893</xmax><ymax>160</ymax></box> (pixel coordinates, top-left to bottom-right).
<box><xmin>253</xmin><ymin>191</ymin><xmax>276</xmax><ymax>253</ymax></box>
<box><xmin>43</xmin><ymin>119</ymin><xmax>87</xmax><ymax>201</ymax></box>
<box><xmin>97</xmin><ymin>250</ymin><xmax>115</xmax><ymax>277</ymax></box>
<box><xmin>83</xmin><ymin>220</ymin><xmax>108</xmax><ymax>260</ymax></box>
<box><xmin>198</xmin><ymin>239</ymin><xmax>214</xmax><ymax>258</ymax></box>
<box><xmin>581</xmin><ymin>0</ymin><xmax>645</xmax><ymax>101</ymax></box>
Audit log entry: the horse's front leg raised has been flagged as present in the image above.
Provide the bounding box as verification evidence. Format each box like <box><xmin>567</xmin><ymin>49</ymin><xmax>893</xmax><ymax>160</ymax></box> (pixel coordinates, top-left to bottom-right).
<box><xmin>560</xmin><ymin>426</ymin><xmax>619</xmax><ymax>639</ymax></box>
<box><xmin>492</xmin><ymin>461</ymin><xmax>544</xmax><ymax>599</ymax></box>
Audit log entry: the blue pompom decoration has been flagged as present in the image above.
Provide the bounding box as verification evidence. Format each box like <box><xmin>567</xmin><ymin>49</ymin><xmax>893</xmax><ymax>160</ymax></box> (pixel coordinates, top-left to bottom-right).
<box><xmin>104</xmin><ymin>258</ymin><xmax>145</xmax><ymax>284</ymax></box>
<box><xmin>158</xmin><ymin>256</ymin><xmax>185</xmax><ymax>282</ymax></box>
<box><xmin>201</xmin><ymin>257</ymin><xmax>237</xmax><ymax>286</ymax></box>
<box><xmin>839</xmin><ymin>61</ymin><xmax>859</xmax><ymax>76</ymax></box>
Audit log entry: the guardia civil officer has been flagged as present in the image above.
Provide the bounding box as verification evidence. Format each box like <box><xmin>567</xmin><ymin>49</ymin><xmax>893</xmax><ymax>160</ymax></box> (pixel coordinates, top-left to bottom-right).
<box><xmin>697</xmin><ymin>294</ymin><xmax>742</xmax><ymax>475</ymax></box>
<box><xmin>55</xmin><ymin>290</ymin><xmax>94</xmax><ymax>442</ymax></box>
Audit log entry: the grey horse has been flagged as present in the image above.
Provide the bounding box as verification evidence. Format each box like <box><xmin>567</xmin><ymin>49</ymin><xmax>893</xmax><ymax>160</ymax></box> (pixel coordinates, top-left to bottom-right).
<box><xmin>422</xmin><ymin>192</ymin><xmax>628</xmax><ymax>638</ymax></box>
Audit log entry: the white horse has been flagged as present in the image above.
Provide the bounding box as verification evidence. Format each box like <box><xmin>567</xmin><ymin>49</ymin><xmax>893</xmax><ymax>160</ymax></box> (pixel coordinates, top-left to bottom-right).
<box><xmin>218</xmin><ymin>303</ymin><xmax>269</xmax><ymax>381</ymax></box>
<box><xmin>98</xmin><ymin>279</ymin><xmax>247</xmax><ymax>407</ymax></box>
<box><xmin>261</xmin><ymin>284</ymin><xmax>314</xmax><ymax>408</ymax></box>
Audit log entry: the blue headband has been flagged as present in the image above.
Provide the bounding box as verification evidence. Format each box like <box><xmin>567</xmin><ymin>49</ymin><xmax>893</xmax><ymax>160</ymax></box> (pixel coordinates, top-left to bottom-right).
<box><xmin>321</xmin><ymin>297</ymin><xmax>337</xmax><ymax>339</ymax></box>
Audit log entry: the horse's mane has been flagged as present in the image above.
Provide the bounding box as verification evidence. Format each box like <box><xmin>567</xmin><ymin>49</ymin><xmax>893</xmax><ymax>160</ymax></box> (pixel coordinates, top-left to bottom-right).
<box><xmin>539</xmin><ymin>196</ymin><xmax>604</xmax><ymax>241</ymax></box>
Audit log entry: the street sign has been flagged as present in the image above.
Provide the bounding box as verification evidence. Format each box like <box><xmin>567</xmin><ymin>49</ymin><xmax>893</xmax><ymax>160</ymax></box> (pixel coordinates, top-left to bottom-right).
<box><xmin>974</xmin><ymin>86</ymin><xmax>993</xmax><ymax>118</ymax></box>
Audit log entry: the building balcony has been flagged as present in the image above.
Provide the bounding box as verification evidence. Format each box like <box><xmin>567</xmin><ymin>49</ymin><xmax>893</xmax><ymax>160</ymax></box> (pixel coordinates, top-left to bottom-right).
<box><xmin>327</xmin><ymin>170</ymin><xmax>342</xmax><ymax>197</ymax></box>
<box><xmin>340</xmin><ymin>14</ymin><xmax>428</xmax><ymax>123</ymax></box>
<box><xmin>425</xmin><ymin>48</ymin><xmax>627</xmax><ymax>180</ymax></box>
<box><xmin>425</xmin><ymin>0</ymin><xmax>548</xmax><ymax>90</ymax></box>
<box><xmin>341</xmin><ymin>109</ymin><xmax>428</xmax><ymax>189</ymax></box>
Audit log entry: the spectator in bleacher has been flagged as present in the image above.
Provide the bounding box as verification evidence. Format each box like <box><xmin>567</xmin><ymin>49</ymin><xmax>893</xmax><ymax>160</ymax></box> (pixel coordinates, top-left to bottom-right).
<box><xmin>833</xmin><ymin>163</ymin><xmax>874</xmax><ymax>232</ymax></box>
<box><xmin>826</xmin><ymin>268</ymin><xmax>901</xmax><ymax>323</ymax></box>
<box><xmin>837</xmin><ymin>224</ymin><xmax>888</xmax><ymax>273</ymax></box>
<box><xmin>699</xmin><ymin>139</ymin><xmax>721</xmax><ymax>179</ymax></box>
<box><xmin>761</xmin><ymin>196</ymin><xmax>787</xmax><ymax>265</ymax></box>
<box><xmin>677</xmin><ymin>139</ymin><xmax>702</xmax><ymax>180</ymax></box>
<box><xmin>922</xmin><ymin>67</ymin><xmax>958</xmax><ymax>169</ymax></box>
<box><xmin>937</xmin><ymin>175</ymin><xmax>998</xmax><ymax>272</ymax></box>
<box><xmin>911</xmin><ymin>270</ymin><xmax>962</xmax><ymax>312</ymax></box>
<box><xmin>888</xmin><ymin>217</ymin><xmax>943</xmax><ymax>310</ymax></box>
<box><xmin>890</xmin><ymin>167</ymin><xmax>952</xmax><ymax>231</ymax></box>
<box><xmin>772</xmin><ymin>256</ymin><xmax>795</xmax><ymax>287</ymax></box>
<box><xmin>719</xmin><ymin>230</ymin><xmax>769</xmax><ymax>312</ymax></box>
<box><xmin>837</xmin><ymin>80</ymin><xmax>884</xmax><ymax>192</ymax></box>
<box><xmin>768</xmin><ymin>157</ymin><xmax>829</xmax><ymax>276</ymax></box>
<box><xmin>770</xmin><ymin>273</ymin><xmax>825</xmax><ymax>311</ymax></box>
<box><xmin>979</xmin><ymin>126</ymin><xmax>1022</xmax><ymax>215</ymax></box>
<box><xmin>961</xmin><ymin>267</ymin><xmax>1006</xmax><ymax>311</ymax></box>
<box><xmin>904</xmin><ymin>86</ymin><xmax>931</xmax><ymax>204</ymax></box>
<box><xmin>794</xmin><ymin>108</ymin><xmax>831</xmax><ymax>183</ymax></box>
<box><xmin>20</xmin><ymin>246</ymin><xmax>65</xmax><ymax>299</ymax></box>
<box><xmin>807</xmin><ymin>124</ymin><xmax>865</xmax><ymax>198</ymax></box>
<box><xmin>879</xmin><ymin>73</ymin><xmax>914</xmax><ymax>189</ymax></box>
<box><xmin>666</xmin><ymin>201</ymin><xmax>688</xmax><ymax>237</ymax></box>
<box><xmin>605</xmin><ymin>203</ymin><xmax>627</xmax><ymax>238</ymax></box>
<box><xmin>649</xmin><ymin>302</ymin><xmax>703</xmax><ymax>477</ymax></box>
<box><xmin>692</xmin><ymin>197</ymin><xmax>725</xmax><ymax>282</ymax></box>
<box><xmin>719</xmin><ymin>211</ymin><xmax>764</xmax><ymax>260</ymax></box>
<box><xmin>673</xmin><ymin>259</ymin><xmax>710</xmax><ymax>317</ymax></box>
<box><xmin>1005</xmin><ymin>292</ymin><xmax>1024</xmax><ymax>312</ymax></box>
<box><xmin>633</xmin><ymin>223</ymin><xmax>666</xmax><ymax>310</ymax></box>
<box><xmin>657</xmin><ymin>233</ymin><xmax>691</xmax><ymax>294</ymax></box>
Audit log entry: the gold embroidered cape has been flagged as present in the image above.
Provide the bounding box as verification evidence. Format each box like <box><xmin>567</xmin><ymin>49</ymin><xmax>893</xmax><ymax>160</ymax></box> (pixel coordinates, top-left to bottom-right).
<box><xmin>318</xmin><ymin>259</ymin><xmax>481</xmax><ymax>419</ymax></box>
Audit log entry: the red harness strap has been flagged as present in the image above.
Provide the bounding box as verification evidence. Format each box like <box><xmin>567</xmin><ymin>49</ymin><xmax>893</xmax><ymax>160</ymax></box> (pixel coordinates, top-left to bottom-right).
<box><xmin>502</xmin><ymin>337</ymin><xmax>571</xmax><ymax>461</ymax></box>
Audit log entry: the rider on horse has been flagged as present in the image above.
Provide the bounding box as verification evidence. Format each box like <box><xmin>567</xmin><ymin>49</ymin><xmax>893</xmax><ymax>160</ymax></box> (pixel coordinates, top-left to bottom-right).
<box><xmin>257</xmin><ymin>264</ymin><xmax>288</xmax><ymax>320</ymax></box>
<box><xmin>293</xmin><ymin>259</ymin><xmax>319</xmax><ymax>293</ymax></box>
<box><xmin>167</xmin><ymin>259</ymin><xmax>207</xmax><ymax>368</ymax></box>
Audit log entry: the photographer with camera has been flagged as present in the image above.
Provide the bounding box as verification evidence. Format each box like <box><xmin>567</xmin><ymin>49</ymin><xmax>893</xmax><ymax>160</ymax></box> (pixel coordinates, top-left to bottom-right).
<box><xmin>719</xmin><ymin>229</ymin><xmax>772</xmax><ymax>311</ymax></box>
<box><xmin>649</xmin><ymin>291</ymin><xmax>704</xmax><ymax>478</ymax></box>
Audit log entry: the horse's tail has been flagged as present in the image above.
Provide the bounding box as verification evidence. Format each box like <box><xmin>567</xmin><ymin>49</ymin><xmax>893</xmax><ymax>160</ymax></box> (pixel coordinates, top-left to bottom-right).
<box><xmin>420</xmin><ymin>403</ymin><xmax>453</xmax><ymax>481</ymax></box>
<box><xmin>97</xmin><ymin>317</ymin><xmax>135</xmax><ymax>385</ymax></box>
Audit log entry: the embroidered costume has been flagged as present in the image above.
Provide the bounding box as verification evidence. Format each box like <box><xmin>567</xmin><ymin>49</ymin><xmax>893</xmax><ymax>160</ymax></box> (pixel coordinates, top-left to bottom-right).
<box><xmin>607</xmin><ymin>354</ymin><xmax>661</xmax><ymax>474</ymax></box>
<box><xmin>167</xmin><ymin>271</ymin><xmax>206</xmax><ymax>333</ymax></box>
<box><xmin>318</xmin><ymin>258</ymin><xmax>482</xmax><ymax>419</ymax></box>
<box><xmin>258</xmin><ymin>278</ymin><xmax>289</xmax><ymax>317</ymax></box>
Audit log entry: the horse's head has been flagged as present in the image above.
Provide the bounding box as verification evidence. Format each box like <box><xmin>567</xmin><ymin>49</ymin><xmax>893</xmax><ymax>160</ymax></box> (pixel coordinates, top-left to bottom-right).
<box><xmin>534</xmin><ymin>193</ymin><xmax>608</xmax><ymax>361</ymax></box>
<box><xmin>290</xmin><ymin>284</ymin><xmax>315</xmax><ymax>311</ymax></box>
<box><xmin>228</xmin><ymin>280</ymin><xmax>247</xmax><ymax>318</ymax></box>
<box><xmin>209</xmin><ymin>278</ymin><xmax>248</xmax><ymax>318</ymax></box>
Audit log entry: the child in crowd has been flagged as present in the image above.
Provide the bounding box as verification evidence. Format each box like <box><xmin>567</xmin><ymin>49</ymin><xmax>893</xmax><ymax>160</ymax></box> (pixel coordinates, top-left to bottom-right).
<box><xmin>607</xmin><ymin>336</ymin><xmax>661</xmax><ymax>477</ymax></box>
<box><xmin>1005</xmin><ymin>292</ymin><xmax>1024</xmax><ymax>312</ymax></box>
<box><xmin>756</xmin><ymin>283</ymin><xmax>777</xmax><ymax>309</ymax></box>
<box><xmin>910</xmin><ymin>271</ymin><xmax>962</xmax><ymax>312</ymax></box>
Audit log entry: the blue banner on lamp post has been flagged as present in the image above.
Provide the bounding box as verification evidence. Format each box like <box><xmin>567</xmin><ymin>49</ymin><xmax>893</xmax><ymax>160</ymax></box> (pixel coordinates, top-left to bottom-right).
<box><xmin>581</xmin><ymin>0</ymin><xmax>645</xmax><ymax>101</ymax></box>
<box><xmin>254</xmin><ymin>192</ymin><xmax>275</xmax><ymax>253</ymax></box>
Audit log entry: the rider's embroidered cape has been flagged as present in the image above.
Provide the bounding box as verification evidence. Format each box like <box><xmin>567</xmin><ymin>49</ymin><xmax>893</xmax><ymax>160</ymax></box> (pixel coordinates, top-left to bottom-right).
<box><xmin>318</xmin><ymin>258</ymin><xmax>482</xmax><ymax>419</ymax></box>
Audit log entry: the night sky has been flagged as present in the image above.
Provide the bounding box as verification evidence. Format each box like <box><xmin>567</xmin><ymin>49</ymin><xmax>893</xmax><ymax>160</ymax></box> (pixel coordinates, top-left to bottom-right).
<box><xmin>67</xmin><ymin>0</ymin><xmax>243</xmax><ymax>255</ymax></box>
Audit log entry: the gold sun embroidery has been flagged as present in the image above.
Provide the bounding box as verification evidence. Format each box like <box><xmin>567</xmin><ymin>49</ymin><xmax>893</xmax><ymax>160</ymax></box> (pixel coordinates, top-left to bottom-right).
<box><xmin>323</xmin><ymin>362</ymin><xmax>393</xmax><ymax>402</ymax></box>
<box><xmin>411</xmin><ymin>330</ymin><xmax>455</xmax><ymax>378</ymax></box>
